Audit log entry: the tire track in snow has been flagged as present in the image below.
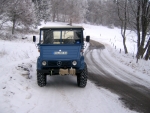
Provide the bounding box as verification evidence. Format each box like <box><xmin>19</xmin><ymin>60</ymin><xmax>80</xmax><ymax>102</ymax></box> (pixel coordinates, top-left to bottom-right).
<box><xmin>85</xmin><ymin>40</ymin><xmax>150</xmax><ymax>113</ymax></box>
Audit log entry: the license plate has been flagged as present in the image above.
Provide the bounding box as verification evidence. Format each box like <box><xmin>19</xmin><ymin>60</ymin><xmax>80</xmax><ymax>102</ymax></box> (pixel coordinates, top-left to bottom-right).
<box><xmin>54</xmin><ymin>51</ymin><xmax>68</xmax><ymax>55</ymax></box>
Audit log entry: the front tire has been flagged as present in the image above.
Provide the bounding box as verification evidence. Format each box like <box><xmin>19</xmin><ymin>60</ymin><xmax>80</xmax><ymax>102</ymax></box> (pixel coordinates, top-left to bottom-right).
<box><xmin>37</xmin><ymin>72</ymin><xmax>47</xmax><ymax>87</ymax></box>
<box><xmin>77</xmin><ymin>63</ymin><xmax>88</xmax><ymax>88</ymax></box>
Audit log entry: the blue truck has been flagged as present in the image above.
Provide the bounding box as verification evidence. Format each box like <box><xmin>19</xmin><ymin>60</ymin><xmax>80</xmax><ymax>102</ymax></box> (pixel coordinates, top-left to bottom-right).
<box><xmin>33</xmin><ymin>26</ymin><xmax>90</xmax><ymax>87</ymax></box>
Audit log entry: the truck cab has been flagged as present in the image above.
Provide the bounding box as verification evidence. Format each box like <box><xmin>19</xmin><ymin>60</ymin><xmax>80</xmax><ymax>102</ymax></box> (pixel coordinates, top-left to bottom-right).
<box><xmin>33</xmin><ymin>26</ymin><xmax>90</xmax><ymax>87</ymax></box>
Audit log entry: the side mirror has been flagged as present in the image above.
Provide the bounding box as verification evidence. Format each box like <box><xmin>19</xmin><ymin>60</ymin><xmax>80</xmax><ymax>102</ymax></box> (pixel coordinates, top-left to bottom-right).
<box><xmin>33</xmin><ymin>36</ymin><xmax>36</xmax><ymax>42</ymax></box>
<box><xmin>86</xmin><ymin>36</ymin><xmax>90</xmax><ymax>42</ymax></box>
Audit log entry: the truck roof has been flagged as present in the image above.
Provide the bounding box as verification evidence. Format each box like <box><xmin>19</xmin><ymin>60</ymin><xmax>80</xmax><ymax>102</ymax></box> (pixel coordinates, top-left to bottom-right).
<box><xmin>40</xmin><ymin>26</ymin><xmax>84</xmax><ymax>30</ymax></box>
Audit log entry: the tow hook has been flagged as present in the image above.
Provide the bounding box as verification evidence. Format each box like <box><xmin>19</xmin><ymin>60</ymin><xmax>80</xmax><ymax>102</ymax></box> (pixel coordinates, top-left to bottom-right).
<box><xmin>50</xmin><ymin>69</ymin><xmax>53</xmax><ymax>76</ymax></box>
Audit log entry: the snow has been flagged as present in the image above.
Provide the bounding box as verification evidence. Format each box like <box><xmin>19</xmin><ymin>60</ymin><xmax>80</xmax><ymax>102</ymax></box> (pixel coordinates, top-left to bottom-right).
<box><xmin>0</xmin><ymin>21</ymin><xmax>149</xmax><ymax>113</ymax></box>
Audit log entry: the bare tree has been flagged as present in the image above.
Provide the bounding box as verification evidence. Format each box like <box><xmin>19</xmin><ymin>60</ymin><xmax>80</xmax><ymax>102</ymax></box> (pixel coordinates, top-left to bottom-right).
<box><xmin>0</xmin><ymin>0</ymin><xmax>9</xmax><ymax>14</ymax></box>
<box><xmin>129</xmin><ymin>0</ymin><xmax>150</xmax><ymax>62</ymax></box>
<box><xmin>32</xmin><ymin>0</ymin><xmax>46</xmax><ymax>24</ymax></box>
<box><xmin>50</xmin><ymin>0</ymin><xmax>87</xmax><ymax>25</ymax></box>
<box><xmin>7</xmin><ymin>0</ymin><xmax>35</xmax><ymax>34</ymax></box>
<box><xmin>50</xmin><ymin>0</ymin><xmax>59</xmax><ymax>22</ymax></box>
<box><xmin>85</xmin><ymin>0</ymin><xmax>120</xmax><ymax>26</ymax></box>
<box><xmin>86</xmin><ymin>1</ymin><xmax>100</xmax><ymax>24</ymax></box>
<box><xmin>0</xmin><ymin>0</ymin><xmax>9</xmax><ymax>29</ymax></box>
<box><xmin>116</xmin><ymin>0</ymin><xmax>128</xmax><ymax>54</ymax></box>
<box><xmin>65</xmin><ymin>0</ymin><xmax>85</xmax><ymax>25</ymax></box>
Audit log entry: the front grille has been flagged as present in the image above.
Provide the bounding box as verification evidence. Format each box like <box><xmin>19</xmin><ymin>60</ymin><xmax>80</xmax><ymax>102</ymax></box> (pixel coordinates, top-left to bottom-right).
<box><xmin>48</xmin><ymin>61</ymin><xmax>72</xmax><ymax>67</ymax></box>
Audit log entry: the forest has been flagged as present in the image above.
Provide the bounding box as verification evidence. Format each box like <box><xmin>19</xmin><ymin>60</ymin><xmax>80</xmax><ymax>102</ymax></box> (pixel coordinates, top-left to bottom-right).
<box><xmin>0</xmin><ymin>0</ymin><xmax>150</xmax><ymax>61</ymax></box>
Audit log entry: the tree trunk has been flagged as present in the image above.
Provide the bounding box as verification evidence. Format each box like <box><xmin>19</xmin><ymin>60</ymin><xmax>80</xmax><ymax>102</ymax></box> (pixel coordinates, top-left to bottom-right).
<box><xmin>52</xmin><ymin>13</ymin><xmax>55</xmax><ymax>22</ymax></box>
<box><xmin>123</xmin><ymin>36</ymin><xmax>128</xmax><ymax>54</ymax></box>
<box><xmin>69</xmin><ymin>18</ymin><xmax>72</xmax><ymax>26</ymax></box>
<box><xmin>52</xmin><ymin>8</ymin><xmax>56</xmax><ymax>22</ymax></box>
<box><xmin>144</xmin><ymin>44</ymin><xmax>150</xmax><ymax>60</ymax></box>
<box><xmin>140</xmin><ymin>0</ymin><xmax>148</xmax><ymax>58</ymax></box>
<box><xmin>136</xmin><ymin>0</ymin><xmax>141</xmax><ymax>62</ymax></box>
<box><xmin>12</xmin><ymin>15</ymin><xmax>16</xmax><ymax>34</ymax></box>
<box><xmin>144</xmin><ymin>37</ymin><xmax>150</xmax><ymax>60</ymax></box>
<box><xmin>136</xmin><ymin>0</ymin><xmax>150</xmax><ymax>61</ymax></box>
<box><xmin>116</xmin><ymin>0</ymin><xmax>128</xmax><ymax>54</ymax></box>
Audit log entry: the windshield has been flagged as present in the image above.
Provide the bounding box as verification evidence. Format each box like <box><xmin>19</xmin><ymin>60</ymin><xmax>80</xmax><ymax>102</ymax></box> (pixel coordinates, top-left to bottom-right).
<box><xmin>40</xmin><ymin>30</ymin><xmax>82</xmax><ymax>44</ymax></box>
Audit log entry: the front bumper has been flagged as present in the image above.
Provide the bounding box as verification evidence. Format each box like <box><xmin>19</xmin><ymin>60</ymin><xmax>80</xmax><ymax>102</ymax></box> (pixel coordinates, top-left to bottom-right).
<box><xmin>37</xmin><ymin>68</ymin><xmax>81</xmax><ymax>75</ymax></box>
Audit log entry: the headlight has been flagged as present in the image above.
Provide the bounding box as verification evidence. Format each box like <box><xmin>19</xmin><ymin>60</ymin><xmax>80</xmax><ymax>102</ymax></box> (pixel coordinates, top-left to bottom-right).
<box><xmin>42</xmin><ymin>61</ymin><xmax>47</xmax><ymax>66</ymax></box>
<box><xmin>72</xmin><ymin>61</ymin><xmax>77</xmax><ymax>66</ymax></box>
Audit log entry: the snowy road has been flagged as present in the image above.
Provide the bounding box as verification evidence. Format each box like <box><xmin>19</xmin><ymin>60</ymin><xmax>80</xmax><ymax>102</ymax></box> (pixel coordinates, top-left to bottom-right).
<box><xmin>85</xmin><ymin>40</ymin><xmax>150</xmax><ymax>113</ymax></box>
<box><xmin>1</xmin><ymin>22</ymin><xmax>150</xmax><ymax>113</ymax></box>
<box><xmin>0</xmin><ymin>62</ymin><xmax>136</xmax><ymax>113</ymax></box>
<box><xmin>0</xmin><ymin>40</ymin><xmax>138</xmax><ymax>113</ymax></box>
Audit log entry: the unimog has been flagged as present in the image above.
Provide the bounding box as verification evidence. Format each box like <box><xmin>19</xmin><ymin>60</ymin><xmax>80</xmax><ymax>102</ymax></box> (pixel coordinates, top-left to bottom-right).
<box><xmin>33</xmin><ymin>26</ymin><xmax>90</xmax><ymax>87</ymax></box>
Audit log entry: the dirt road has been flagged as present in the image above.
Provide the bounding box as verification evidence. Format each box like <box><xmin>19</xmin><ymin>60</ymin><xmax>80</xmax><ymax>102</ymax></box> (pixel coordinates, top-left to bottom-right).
<box><xmin>85</xmin><ymin>40</ymin><xmax>150</xmax><ymax>113</ymax></box>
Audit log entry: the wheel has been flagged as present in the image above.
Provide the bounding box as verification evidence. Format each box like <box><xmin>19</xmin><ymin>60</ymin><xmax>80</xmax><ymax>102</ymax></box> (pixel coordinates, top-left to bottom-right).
<box><xmin>77</xmin><ymin>63</ymin><xmax>88</xmax><ymax>88</ymax></box>
<box><xmin>37</xmin><ymin>72</ymin><xmax>47</xmax><ymax>87</ymax></box>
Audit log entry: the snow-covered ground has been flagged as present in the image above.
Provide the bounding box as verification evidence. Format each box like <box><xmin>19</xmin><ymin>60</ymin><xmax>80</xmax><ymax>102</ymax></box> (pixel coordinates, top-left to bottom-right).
<box><xmin>83</xmin><ymin>24</ymin><xmax>150</xmax><ymax>76</ymax></box>
<box><xmin>0</xmin><ymin>21</ymin><xmax>149</xmax><ymax>113</ymax></box>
